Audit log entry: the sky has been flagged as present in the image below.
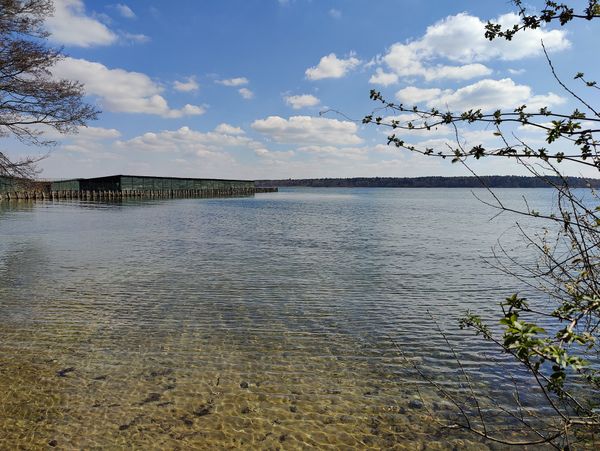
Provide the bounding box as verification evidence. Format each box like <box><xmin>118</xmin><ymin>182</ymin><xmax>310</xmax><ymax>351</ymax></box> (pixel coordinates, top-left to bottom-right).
<box><xmin>5</xmin><ymin>0</ymin><xmax>600</xmax><ymax>180</ymax></box>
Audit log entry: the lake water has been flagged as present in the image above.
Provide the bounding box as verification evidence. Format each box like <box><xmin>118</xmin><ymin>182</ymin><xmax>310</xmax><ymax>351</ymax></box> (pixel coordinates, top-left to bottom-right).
<box><xmin>0</xmin><ymin>188</ymin><xmax>580</xmax><ymax>449</ymax></box>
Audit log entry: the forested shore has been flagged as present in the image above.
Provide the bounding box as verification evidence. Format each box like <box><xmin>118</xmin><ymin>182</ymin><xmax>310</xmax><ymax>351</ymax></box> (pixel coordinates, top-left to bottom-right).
<box><xmin>257</xmin><ymin>176</ymin><xmax>600</xmax><ymax>188</ymax></box>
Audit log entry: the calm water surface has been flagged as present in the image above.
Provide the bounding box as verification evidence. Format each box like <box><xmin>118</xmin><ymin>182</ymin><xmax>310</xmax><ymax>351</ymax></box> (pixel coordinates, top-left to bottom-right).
<box><xmin>0</xmin><ymin>188</ymin><xmax>577</xmax><ymax>449</ymax></box>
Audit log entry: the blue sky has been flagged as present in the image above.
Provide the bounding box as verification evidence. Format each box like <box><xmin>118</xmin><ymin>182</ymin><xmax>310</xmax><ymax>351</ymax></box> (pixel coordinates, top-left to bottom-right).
<box><xmin>7</xmin><ymin>0</ymin><xmax>599</xmax><ymax>179</ymax></box>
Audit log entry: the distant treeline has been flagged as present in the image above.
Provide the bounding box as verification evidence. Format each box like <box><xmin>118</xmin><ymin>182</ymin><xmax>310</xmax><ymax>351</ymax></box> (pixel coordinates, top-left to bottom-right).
<box><xmin>256</xmin><ymin>176</ymin><xmax>600</xmax><ymax>189</ymax></box>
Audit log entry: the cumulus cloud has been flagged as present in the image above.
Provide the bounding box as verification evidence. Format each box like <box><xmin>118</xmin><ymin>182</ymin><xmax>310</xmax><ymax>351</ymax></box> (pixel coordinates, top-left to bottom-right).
<box><xmin>214</xmin><ymin>123</ymin><xmax>245</xmax><ymax>135</ymax></box>
<box><xmin>369</xmin><ymin>68</ymin><xmax>399</xmax><ymax>87</ymax></box>
<box><xmin>215</xmin><ymin>123</ymin><xmax>245</xmax><ymax>135</ymax></box>
<box><xmin>173</xmin><ymin>76</ymin><xmax>199</xmax><ymax>92</ymax></box>
<box><xmin>216</xmin><ymin>77</ymin><xmax>249</xmax><ymax>86</ymax></box>
<box><xmin>424</xmin><ymin>13</ymin><xmax>569</xmax><ymax>62</ymax></box>
<box><xmin>255</xmin><ymin>148</ymin><xmax>295</xmax><ymax>159</ymax></box>
<box><xmin>382</xmin><ymin>42</ymin><xmax>492</xmax><ymax>81</ymax></box>
<box><xmin>395</xmin><ymin>87</ymin><xmax>449</xmax><ymax>104</ymax></box>
<box><xmin>45</xmin><ymin>125</ymin><xmax>121</xmax><ymax>142</ymax></box>
<box><xmin>53</xmin><ymin>57</ymin><xmax>205</xmax><ymax>118</ymax></box>
<box><xmin>215</xmin><ymin>77</ymin><xmax>253</xmax><ymax>98</ymax></box>
<box><xmin>115</xmin><ymin>3</ymin><xmax>136</xmax><ymax>19</ymax></box>
<box><xmin>251</xmin><ymin>116</ymin><xmax>362</xmax><ymax>146</ymax></box>
<box><xmin>46</xmin><ymin>126</ymin><xmax>122</xmax><ymax>154</ymax></box>
<box><xmin>395</xmin><ymin>79</ymin><xmax>564</xmax><ymax>113</ymax></box>
<box><xmin>284</xmin><ymin>94</ymin><xmax>320</xmax><ymax>109</ymax></box>
<box><xmin>238</xmin><ymin>88</ymin><xmax>254</xmax><ymax>99</ymax></box>
<box><xmin>305</xmin><ymin>53</ymin><xmax>361</xmax><ymax>80</ymax></box>
<box><xmin>47</xmin><ymin>0</ymin><xmax>118</xmax><ymax>47</ymax></box>
<box><xmin>74</xmin><ymin>126</ymin><xmax>122</xmax><ymax>140</ymax></box>
<box><xmin>375</xmin><ymin>12</ymin><xmax>569</xmax><ymax>82</ymax></box>
<box><xmin>116</xmin><ymin>125</ymin><xmax>261</xmax><ymax>157</ymax></box>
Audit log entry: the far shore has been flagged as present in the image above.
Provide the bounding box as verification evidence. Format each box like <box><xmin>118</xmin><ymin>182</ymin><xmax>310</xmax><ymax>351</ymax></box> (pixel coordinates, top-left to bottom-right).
<box><xmin>256</xmin><ymin>175</ymin><xmax>600</xmax><ymax>189</ymax></box>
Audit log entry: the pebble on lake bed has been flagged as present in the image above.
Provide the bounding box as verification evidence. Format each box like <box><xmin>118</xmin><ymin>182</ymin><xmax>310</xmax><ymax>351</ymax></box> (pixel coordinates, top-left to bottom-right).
<box><xmin>56</xmin><ymin>367</ymin><xmax>75</xmax><ymax>377</ymax></box>
<box><xmin>141</xmin><ymin>393</ymin><xmax>161</xmax><ymax>404</ymax></box>
<box><xmin>193</xmin><ymin>402</ymin><xmax>213</xmax><ymax>417</ymax></box>
<box><xmin>408</xmin><ymin>399</ymin><xmax>424</xmax><ymax>409</ymax></box>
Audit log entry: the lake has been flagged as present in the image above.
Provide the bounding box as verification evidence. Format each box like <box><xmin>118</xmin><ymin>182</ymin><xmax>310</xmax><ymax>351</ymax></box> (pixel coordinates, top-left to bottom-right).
<box><xmin>0</xmin><ymin>188</ymin><xmax>572</xmax><ymax>449</ymax></box>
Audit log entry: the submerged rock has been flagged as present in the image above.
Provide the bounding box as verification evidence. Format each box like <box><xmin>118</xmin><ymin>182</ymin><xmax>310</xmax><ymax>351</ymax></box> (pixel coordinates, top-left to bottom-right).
<box><xmin>408</xmin><ymin>399</ymin><xmax>424</xmax><ymax>409</ymax></box>
<box><xmin>181</xmin><ymin>416</ymin><xmax>194</xmax><ymax>426</ymax></box>
<box><xmin>148</xmin><ymin>368</ymin><xmax>173</xmax><ymax>379</ymax></box>
<box><xmin>56</xmin><ymin>367</ymin><xmax>75</xmax><ymax>377</ymax></box>
<box><xmin>141</xmin><ymin>393</ymin><xmax>161</xmax><ymax>404</ymax></box>
<box><xmin>193</xmin><ymin>402</ymin><xmax>213</xmax><ymax>417</ymax></box>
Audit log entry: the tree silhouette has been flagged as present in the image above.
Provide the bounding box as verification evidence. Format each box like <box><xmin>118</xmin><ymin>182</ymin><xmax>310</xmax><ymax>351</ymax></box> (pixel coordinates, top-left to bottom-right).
<box><xmin>364</xmin><ymin>1</ymin><xmax>600</xmax><ymax>447</ymax></box>
<box><xmin>0</xmin><ymin>0</ymin><xmax>98</xmax><ymax>179</ymax></box>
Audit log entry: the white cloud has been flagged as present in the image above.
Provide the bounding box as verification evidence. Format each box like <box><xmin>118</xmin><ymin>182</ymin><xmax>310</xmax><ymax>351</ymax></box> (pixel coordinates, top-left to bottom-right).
<box><xmin>116</xmin><ymin>125</ymin><xmax>261</xmax><ymax>157</ymax></box>
<box><xmin>369</xmin><ymin>68</ymin><xmax>399</xmax><ymax>87</ymax></box>
<box><xmin>46</xmin><ymin>125</ymin><xmax>121</xmax><ymax>142</ymax></box>
<box><xmin>47</xmin><ymin>0</ymin><xmax>118</xmax><ymax>47</ymax></box>
<box><xmin>430</xmin><ymin>64</ymin><xmax>492</xmax><ymax>80</ymax></box>
<box><xmin>284</xmin><ymin>94</ymin><xmax>320</xmax><ymax>109</ymax></box>
<box><xmin>122</xmin><ymin>32</ymin><xmax>150</xmax><ymax>43</ymax></box>
<box><xmin>305</xmin><ymin>53</ymin><xmax>361</xmax><ymax>80</ymax></box>
<box><xmin>395</xmin><ymin>87</ymin><xmax>449</xmax><ymax>104</ymax></box>
<box><xmin>297</xmin><ymin>145</ymin><xmax>368</xmax><ymax>160</ymax></box>
<box><xmin>215</xmin><ymin>123</ymin><xmax>245</xmax><ymax>135</ymax></box>
<box><xmin>371</xmin><ymin>143</ymin><xmax>399</xmax><ymax>153</ymax></box>
<box><xmin>383</xmin><ymin>43</ymin><xmax>492</xmax><ymax>81</ymax></box>
<box><xmin>526</xmin><ymin>93</ymin><xmax>566</xmax><ymax>111</ymax></box>
<box><xmin>173</xmin><ymin>76</ymin><xmax>199</xmax><ymax>92</ymax></box>
<box><xmin>74</xmin><ymin>126</ymin><xmax>122</xmax><ymax>140</ymax></box>
<box><xmin>424</xmin><ymin>78</ymin><xmax>565</xmax><ymax>112</ymax></box>
<box><xmin>378</xmin><ymin>12</ymin><xmax>569</xmax><ymax>82</ymax></box>
<box><xmin>238</xmin><ymin>88</ymin><xmax>254</xmax><ymax>99</ymax></box>
<box><xmin>430</xmin><ymin>13</ymin><xmax>569</xmax><ymax>62</ymax></box>
<box><xmin>255</xmin><ymin>148</ymin><xmax>295</xmax><ymax>159</ymax></box>
<box><xmin>115</xmin><ymin>4</ymin><xmax>135</xmax><ymax>19</ymax></box>
<box><xmin>460</xmin><ymin>129</ymin><xmax>500</xmax><ymax>144</ymax></box>
<box><xmin>251</xmin><ymin>116</ymin><xmax>362</xmax><ymax>146</ymax></box>
<box><xmin>47</xmin><ymin>126</ymin><xmax>122</xmax><ymax>154</ymax></box>
<box><xmin>216</xmin><ymin>77</ymin><xmax>249</xmax><ymax>86</ymax></box>
<box><xmin>53</xmin><ymin>57</ymin><xmax>205</xmax><ymax>118</ymax></box>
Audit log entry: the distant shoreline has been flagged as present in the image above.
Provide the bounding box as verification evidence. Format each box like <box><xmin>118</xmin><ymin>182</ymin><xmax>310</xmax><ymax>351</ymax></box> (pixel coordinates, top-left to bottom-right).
<box><xmin>257</xmin><ymin>176</ymin><xmax>600</xmax><ymax>189</ymax></box>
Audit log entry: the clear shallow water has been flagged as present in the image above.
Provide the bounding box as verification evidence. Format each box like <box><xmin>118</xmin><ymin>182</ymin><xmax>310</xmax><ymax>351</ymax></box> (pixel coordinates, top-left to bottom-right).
<box><xmin>0</xmin><ymin>188</ymin><xmax>586</xmax><ymax>449</ymax></box>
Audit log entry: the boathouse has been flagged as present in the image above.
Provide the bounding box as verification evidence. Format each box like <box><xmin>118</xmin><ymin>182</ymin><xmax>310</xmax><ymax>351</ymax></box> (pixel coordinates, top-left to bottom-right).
<box><xmin>50</xmin><ymin>175</ymin><xmax>255</xmax><ymax>192</ymax></box>
<box><xmin>1</xmin><ymin>174</ymin><xmax>276</xmax><ymax>201</ymax></box>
